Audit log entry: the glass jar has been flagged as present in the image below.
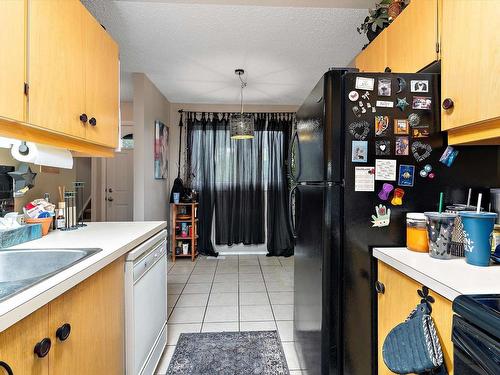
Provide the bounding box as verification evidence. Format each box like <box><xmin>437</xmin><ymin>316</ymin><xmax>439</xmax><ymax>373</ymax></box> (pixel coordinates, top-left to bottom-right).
<box><xmin>406</xmin><ymin>213</ymin><xmax>429</xmax><ymax>252</ymax></box>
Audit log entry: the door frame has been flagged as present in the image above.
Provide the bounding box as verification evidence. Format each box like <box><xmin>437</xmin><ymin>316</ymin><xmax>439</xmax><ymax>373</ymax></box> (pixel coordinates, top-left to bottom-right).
<box><xmin>91</xmin><ymin>121</ymin><xmax>134</xmax><ymax>221</ymax></box>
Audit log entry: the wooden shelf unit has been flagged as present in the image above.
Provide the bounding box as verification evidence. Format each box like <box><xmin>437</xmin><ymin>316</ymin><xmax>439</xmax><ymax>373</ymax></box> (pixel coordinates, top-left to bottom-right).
<box><xmin>171</xmin><ymin>203</ymin><xmax>198</xmax><ymax>262</ymax></box>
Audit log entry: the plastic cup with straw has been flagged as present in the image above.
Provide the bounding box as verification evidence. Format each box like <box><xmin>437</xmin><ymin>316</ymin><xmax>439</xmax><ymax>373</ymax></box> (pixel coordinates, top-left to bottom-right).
<box><xmin>425</xmin><ymin>192</ymin><xmax>457</xmax><ymax>259</ymax></box>
<box><xmin>460</xmin><ymin>192</ymin><xmax>497</xmax><ymax>266</ymax></box>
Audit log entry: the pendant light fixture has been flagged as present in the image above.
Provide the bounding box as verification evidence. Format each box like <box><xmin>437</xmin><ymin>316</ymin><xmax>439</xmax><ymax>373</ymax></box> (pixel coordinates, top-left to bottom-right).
<box><xmin>230</xmin><ymin>69</ymin><xmax>254</xmax><ymax>139</ymax></box>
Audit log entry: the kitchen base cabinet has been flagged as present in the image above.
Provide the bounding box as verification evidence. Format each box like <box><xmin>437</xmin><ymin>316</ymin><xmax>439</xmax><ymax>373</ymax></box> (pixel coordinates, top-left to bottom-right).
<box><xmin>0</xmin><ymin>258</ymin><xmax>124</xmax><ymax>375</ymax></box>
<box><xmin>0</xmin><ymin>306</ymin><xmax>49</xmax><ymax>375</ymax></box>
<box><xmin>48</xmin><ymin>257</ymin><xmax>125</xmax><ymax>375</ymax></box>
<box><xmin>377</xmin><ymin>261</ymin><xmax>453</xmax><ymax>374</ymax></box>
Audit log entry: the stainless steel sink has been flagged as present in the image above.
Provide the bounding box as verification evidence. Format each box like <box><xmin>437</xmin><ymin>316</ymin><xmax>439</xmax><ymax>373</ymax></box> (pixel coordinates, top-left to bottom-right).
<box><xmin>0</xmin><ymin>248</ymin><xmax>102</xmax><ymax>302</ymax></box>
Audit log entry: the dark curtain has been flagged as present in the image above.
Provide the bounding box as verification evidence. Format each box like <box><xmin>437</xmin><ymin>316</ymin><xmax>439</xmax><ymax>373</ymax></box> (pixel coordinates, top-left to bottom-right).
<box><xmin>187</xmin><ymin>112</ymin><xmax>294</xmax><ymax>256</ymax></box>
<box><xmin>265</xmin><ymin>114</ymin><xmax>294</xmax><ymax>256</ymax></box>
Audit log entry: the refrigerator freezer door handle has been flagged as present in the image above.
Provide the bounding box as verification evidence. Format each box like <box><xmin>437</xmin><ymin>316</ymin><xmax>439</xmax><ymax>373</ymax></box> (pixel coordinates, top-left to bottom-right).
<box><xmin>288</xmin><ymin>184</ymin><xmax>298</xmax><ymax>239</ymax></box>
<box><xmin>288</xmin><ymin>131</ymin><xmax>300</xmax><ymax>183</ymax></box>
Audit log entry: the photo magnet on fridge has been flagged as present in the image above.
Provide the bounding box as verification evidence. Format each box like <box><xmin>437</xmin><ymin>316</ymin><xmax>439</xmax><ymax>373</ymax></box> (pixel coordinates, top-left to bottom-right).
<box><xmin>377</xmin><ymin>78</ymin><xmax>392</xmax><ymax>96</ymax></box>
<box><xmin>394</xmin><ymin>119</ymin><xmax>409</xmax><ymax>135</ymax></box>
<box><xmin>355</xmin><ymin>77</ymin><xmax>375</xmax><ymax>91</ymax></box>
<box><xmin>352</xmin><ymin>141</ymin><xmax>368</xmax><ymax>163</ymax></box>
<box><xmin>375</xmin><ymin>140</ymin><xmax>391</xmax><ymax>156</ymax></box>
<box><xmin>398</xmin><ymin>165</ymin><xmax>415</xmax><ymax>187</ymax></box>
<box><xmin>395</xmin><ymin>136</ymin><xmax>409</xmax><ymax>156</ymax></box>
<box><xmin>412</xmin><ymin>96</ymin><xmax>432</xmax><ymax>110</ymax></box>
<box><xmin>410</xmin><ymin>80</ymin><xmax>429</xmax><ymax>93</ymax></box>
<box><xmin>412</xmin><ymin>126</ymin><xmax>430</xmax><ymax>138</ymax></box>
<box><xmin>375</xmin><ymin>115</ymin><xmax>389</xmax><ymax>136</ymax></box>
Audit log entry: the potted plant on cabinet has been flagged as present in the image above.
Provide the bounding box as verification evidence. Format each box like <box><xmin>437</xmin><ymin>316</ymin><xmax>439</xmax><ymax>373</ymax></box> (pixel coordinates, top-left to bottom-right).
<box><xmin>357</xmin><ymin>0</ymin><xmax>409</xmax><ymax>44</ymax></box>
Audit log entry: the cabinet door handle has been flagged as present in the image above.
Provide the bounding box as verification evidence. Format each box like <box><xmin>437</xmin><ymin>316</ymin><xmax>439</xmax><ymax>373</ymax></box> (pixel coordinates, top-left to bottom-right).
<box><xmin>0</xmin><ymin>361</ymin><xmax>13</xmax><ymax>375</ymax></box>
<box><xmin>89</xmin><ymin>117</ymin><xmax>97</xmax><ymax>126</ymax></box>
<box><xmin>442</xmin><ymin>98</ymin><xmax>454</xmax><ymax>110</ymax></box>
<box><xmin>79</xmin><ymin>113</ymin><xmax>88</xmax><ymax>123</ymax></box>
<box><xmin>56</xmin><ymin>323</ymin><xmax>71</xmax><ymax>341</ymax></box>
<box><xmin>33</xmin><ymin>338</ymin><xmax>51</xmax><ymax>358</ymax></box>
<box><xmin>375</xmin><ymin>281</ymin><xmax>385</xmax><ymax>294</ymax></box>
<box><xmin>384</xmin><ymin>66</ymin><xmax>392</xmax><ymax>73</ymax></box>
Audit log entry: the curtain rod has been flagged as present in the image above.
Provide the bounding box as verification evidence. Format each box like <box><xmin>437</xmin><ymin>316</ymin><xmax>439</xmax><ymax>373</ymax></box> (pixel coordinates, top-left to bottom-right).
<box><xmin>181</xmin><ymin>110</ymin><xmax>296</xmax><ymax>115</ymax></box>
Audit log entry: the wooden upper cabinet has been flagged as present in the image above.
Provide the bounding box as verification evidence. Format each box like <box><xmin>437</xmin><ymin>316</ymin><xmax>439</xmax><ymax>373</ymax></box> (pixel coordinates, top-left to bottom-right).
<box><xmin>0</xmin><ymin>0</ymin><xmax>26</xmax><ymax>122</ymax></box>
<box><xmin>48</xmin><ymin>258</ymin><xmax>124</xmax><ymax>375</ymax></box>
<box><xmin>377</xmin><ymin>261</ymin><xmax>454</xmax><ymax>375</ymax></box>
<box><xmin>28</xmin><ymin>0</ymin><xmax>86</xmax><ymax>139</ymax></box>
<box><xmin>83</xmin><ymin>10</ymin><xmax>119</xmax><ymax>148</ymax></box>
<box><xmin>385</xmin><ymin>0</ymin><xmax>439</xmax><ymax>73</ymax></box>
<box><xmin>354</xmin><ymin>29</ymin><xmax>387</xmax><ymax>72</ymax></box>
<box><xmin>441</xmin><ymin>0</ymin><xmax>500</xmax><ymax>134</ymax></box>
<box><xmin>0</xmin><ymin>306</ymin><xmax>49</xmax><ymax>375</ymax></box>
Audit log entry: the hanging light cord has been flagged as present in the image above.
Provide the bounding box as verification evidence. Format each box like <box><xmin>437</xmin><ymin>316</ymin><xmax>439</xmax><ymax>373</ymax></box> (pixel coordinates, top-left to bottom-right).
<box><xmin>238</xmin><ymin>74</ymin><xmax>247</xmax><ymax>115</ymax></box>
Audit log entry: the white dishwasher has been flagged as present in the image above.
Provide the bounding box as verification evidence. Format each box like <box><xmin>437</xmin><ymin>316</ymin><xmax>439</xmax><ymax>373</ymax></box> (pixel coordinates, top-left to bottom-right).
<box><xmin>125</xmin><ymin>229</ymin><xmax>168</xmax><ymax>375</ymax></box>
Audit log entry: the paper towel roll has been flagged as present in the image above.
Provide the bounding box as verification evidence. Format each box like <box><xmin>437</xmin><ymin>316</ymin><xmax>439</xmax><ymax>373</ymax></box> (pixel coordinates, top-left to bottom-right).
<box><xmin>11</xmin><ymin>141</ymin><xmax>73</xmax><ymax>169</ymax></box>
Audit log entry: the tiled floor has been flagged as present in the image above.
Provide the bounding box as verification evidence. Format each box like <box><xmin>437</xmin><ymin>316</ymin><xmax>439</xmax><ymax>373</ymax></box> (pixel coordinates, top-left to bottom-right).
<box><xmin>155</xmin><ymin>254</ymin><xmax>305</xmax><ymax>374</ymax></box>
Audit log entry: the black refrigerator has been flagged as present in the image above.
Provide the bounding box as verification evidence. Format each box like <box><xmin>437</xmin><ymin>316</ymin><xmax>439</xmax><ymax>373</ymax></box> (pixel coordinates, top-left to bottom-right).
<box><xmin>291</xmin><ymin>68</ymin><xmax>500</xmax><ymax>375</ymax></box>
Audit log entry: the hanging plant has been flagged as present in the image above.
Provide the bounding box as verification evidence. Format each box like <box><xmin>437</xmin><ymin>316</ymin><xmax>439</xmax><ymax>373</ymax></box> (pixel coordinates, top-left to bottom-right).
<box><xmin>357</xmin><ymin>0</ymin><xmax>410</xmax><ymax>43</ymax></box>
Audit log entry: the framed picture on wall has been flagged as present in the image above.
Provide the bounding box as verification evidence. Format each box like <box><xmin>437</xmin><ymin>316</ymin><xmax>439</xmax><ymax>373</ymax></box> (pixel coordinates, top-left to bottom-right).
<box><xmin>154</xmin><ymin>120</ymin><xmax>169</xmax><ymax>179</ymax></box>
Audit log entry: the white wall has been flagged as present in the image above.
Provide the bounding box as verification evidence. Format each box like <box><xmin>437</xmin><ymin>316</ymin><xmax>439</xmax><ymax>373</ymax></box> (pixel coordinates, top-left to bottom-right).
<box><xmin>132</xmin><ymin>73</ymin><xmax>171</xmax><ymax>221</ymax></box>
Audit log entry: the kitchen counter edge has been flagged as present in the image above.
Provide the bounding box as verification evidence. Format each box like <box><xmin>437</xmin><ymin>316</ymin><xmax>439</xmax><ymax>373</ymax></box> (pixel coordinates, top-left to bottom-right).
<box><xmin>0</xmin><ymin>221</ymin><xmax>167</xmax><ymax>332</ymax></box>
<box><xmin>373</xmin><ymin>247</ymin><xmax>500</xmax><ymax>302</ymax></box>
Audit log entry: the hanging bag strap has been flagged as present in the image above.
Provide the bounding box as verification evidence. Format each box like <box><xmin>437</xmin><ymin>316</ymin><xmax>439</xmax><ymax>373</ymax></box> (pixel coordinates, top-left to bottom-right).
<box><xmin>177</xmin><ymin>110</ymin><xmax>183</xmax><ymax>179</ymax></box>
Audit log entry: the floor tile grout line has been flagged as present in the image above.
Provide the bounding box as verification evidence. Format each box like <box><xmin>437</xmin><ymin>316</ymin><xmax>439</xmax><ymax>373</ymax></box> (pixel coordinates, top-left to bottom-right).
<box><xmin>258</xmin><ymin>256</ymin><xmax>278</xmax><ymax>329</ymax></box>
<box><xmin>200</xmin><ymin>257</ymin><xmax>219</xmax><ymax>331</ymax></box>
<box><xmin>167</xmin><ymin>258</ymin><xmax>198</xmax><ymax>320</ymax></box>
<box><xmin>237</xmin><ymin>255</ymin><xmax>240</xmax><ymax>331</ymax></box>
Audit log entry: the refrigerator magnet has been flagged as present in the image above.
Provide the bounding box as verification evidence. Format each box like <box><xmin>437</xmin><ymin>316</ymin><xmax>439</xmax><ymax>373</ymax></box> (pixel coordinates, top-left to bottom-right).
<box><xmin>348</xmin><ymin>91</ymin><xmax>359</xmax><ymax>101</ymax></box>
<box><xmin>398</xmin><ymin>165</ymin><xmax>415</xmax><ymax>187</ymax></box>
<box><xmin>412</xmin><ymin>96</ymin><xmax>432</xmax><ymax>110</ymax></box>
<box><xmin>394</xmin><ymin>119</ymin><xmax>409</xmax><ymax>135</ymax></box>
<box><xmin>377</xmin><ymin>78</ymin><xmax>392</xmax><ymax>96</ymax></box>
<box><xmin>352</xmin><ymin>105</ymin><xmax>362</xmax><ymax>118</ymax></box>
<box><xmin>375</xmin><ymin>116</ymin><xmax>390</xmax><ymax>136</ymax></box>
<box><xmin>408</xmin><ymin>113</ymin><xmax>421</xmax><ymax>127</ymax></box>
<box><xmin>361</xmin><ymin>91</ymin><xmax>370</xmax><ymax>100</ymax></box>
<box><xmin>395</xmin><ymin>136</ymin><xmax>409</xmax><ymax>156</ymax></box>
<box><xmin>396</xmin><ymin>97</ymin><xmax>410</xmax><ymax>111</ymax></box>
<box><xmin>411</xmin><ymin>126</ymin><xmax>430</xmax><ymax>138</ymax></box>
<box><xmin>390</xmin><ymin>188</ymin><xmax>405</xmax><ymax>206</ymax></box>
<box><xmin>375</xmin><ymin>140</ymin><xmax>391</xmax><ymax>156</ymax></box>
<box><xmin>355</xmin><ymin>77</ymin><xmax>375</xmax><ymax>91</ymax></box>
<box><xmin>354</xmin><ymin>166</ymin><xmax>375</xmax><ymax>192</ymax></box>
<box><xmin>371</xmin><ymin>204</ymin><xmax>391</xmax><ymax>227</ymax></box>
<box><xmin>411</xmin><ymin>141</ymin><xmax>432</xmax><ymax>162</ymax></box>
<box><xmin>378</xmin><ymin>183</ymin><xmax>394</xmax><ymax>201</ymax></box>
<box><xmin>439</xmin><ymin>146</ymin><xmax>459</xmax><ymax>167</ymax></box>
<box><xmin>410</xmin><ymin>80</ymin><xmax>429</xmax><ymax>93</ymax></box>
<box><xmin>375</xmin><ymin>159</ymin><xmax>397</xmax><ymax>181</ymax></box>
<box><xmin>348</xmin><ymin>121</ymin><xmax>370</xmax><ymax>140</ymax></box>
<box><xmin>376</xmin><ymin>100</ymin><xmax>394</xmax><ymax>108</ymax></box>
<box><xmin>352</xmin><ymin>141</ymin><xmax>368</xmax><ymax>163</ymax></box>
<box><xmin>396</xmin><ymin>77</ymin><xmax>407</xmax><ymax>93</ymax></box>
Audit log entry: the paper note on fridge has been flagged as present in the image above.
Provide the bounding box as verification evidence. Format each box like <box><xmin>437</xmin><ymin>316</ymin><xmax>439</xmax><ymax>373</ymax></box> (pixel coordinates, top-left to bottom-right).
<box><xmin>355</xmin><ymin>166</ymin><xmax>375</xmax><ymax>192</ymax></box>
<box><xmin>375</xmin><ymin>159</ymin><xmax>397</xmax><ymax>181</ymax></box>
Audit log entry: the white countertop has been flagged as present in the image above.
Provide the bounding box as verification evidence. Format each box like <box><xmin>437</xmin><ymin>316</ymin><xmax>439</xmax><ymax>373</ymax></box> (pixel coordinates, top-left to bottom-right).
<box><xmin>373</xmin><ymin>247</ymin><xmax>500</xmax><ymax>301</ymax></box>
<box><xmin>0</xmin><ymin>221</ymin><xmax>167</xmax><ymax>332</ymax></box>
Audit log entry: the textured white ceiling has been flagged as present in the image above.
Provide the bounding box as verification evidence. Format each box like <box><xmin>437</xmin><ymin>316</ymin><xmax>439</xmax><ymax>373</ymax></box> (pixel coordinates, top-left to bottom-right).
<box><xmin>82</xmin><ymin>0</ymin><xmax>369</xmax><ymax>104</ymax></box>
